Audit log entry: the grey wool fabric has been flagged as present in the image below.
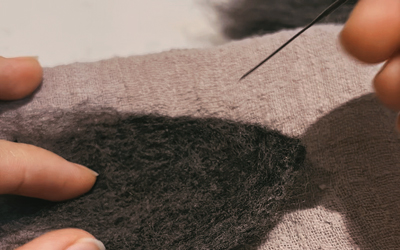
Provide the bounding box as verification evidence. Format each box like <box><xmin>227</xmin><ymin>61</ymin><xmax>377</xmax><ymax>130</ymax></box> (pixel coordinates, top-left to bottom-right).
<box><xmin>1</xmin><ymin>24</ymin><xmax>399</xmax><ymax>249</ymax></box>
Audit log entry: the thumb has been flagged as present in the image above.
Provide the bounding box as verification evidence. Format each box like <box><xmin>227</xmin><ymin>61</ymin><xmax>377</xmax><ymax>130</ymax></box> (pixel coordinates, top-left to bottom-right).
<box><xmin>0</xmin><ymin>56</ymin><xmax>43</xmax><ymax>100</ymax></box>
<box><xmin>15</xmin><ymin>228</ymin><xmax>105</xmax><ymax>250</ymax></box>
<box><xmin>340</xmin><ymin>0</ymin><xmax>400</xmax><ymax>63</ymax></box>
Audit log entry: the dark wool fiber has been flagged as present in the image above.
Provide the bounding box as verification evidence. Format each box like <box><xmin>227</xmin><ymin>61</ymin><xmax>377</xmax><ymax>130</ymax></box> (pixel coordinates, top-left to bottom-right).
<box><xmin>214</xmin><ymin>0</ymin><xmax>357</xmax><ymax>39</ymax></box>
<box><xmin>0</xmin><ymin>112</ymin><xmax>305</xmax><ymax>249</ymax></box>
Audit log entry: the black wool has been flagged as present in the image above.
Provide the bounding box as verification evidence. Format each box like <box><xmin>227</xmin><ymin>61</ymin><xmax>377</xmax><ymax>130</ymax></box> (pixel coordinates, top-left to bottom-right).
<box><xmin>1</xmin><ymin>113</ymin><xmax>306</xmax><ymax>249</ymax></box>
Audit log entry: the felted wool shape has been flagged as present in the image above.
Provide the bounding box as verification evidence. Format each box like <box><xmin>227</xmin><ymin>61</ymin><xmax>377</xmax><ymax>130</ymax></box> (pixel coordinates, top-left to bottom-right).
<box><xmin>214</xmin><ymin>0</ymin><xmax>357</xmax><ymax>39</ymax></box>
<box><xmin>0</xmin><ymin>111</ymin><xmax>306</xmax><ymax>250</ymax></box>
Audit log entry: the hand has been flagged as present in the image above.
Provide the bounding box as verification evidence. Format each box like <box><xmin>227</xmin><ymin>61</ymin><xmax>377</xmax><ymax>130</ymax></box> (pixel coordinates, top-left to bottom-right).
<box><xmin>340</xmin><ymin>0</ymin><xmax>400</xmax><ymax>113</ymax></box>
<box><xmin>0</xmin><ymin>57</ymin><xmax>105</xmax><ymax>250</ymax></box>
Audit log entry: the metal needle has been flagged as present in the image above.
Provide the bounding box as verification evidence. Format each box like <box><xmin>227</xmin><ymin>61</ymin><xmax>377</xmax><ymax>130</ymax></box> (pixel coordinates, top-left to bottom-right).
<box><xmin>239</xmin><ymin>0</ymin><xmax>349</xmax><ymax>81</ymax></box>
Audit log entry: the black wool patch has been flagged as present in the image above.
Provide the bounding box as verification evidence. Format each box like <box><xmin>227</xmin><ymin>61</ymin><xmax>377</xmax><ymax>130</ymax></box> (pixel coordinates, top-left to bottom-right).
<box><xmin>1</xmin><ymin>113</ymin><xmax>306</xmax><ymax>249</ymax></box>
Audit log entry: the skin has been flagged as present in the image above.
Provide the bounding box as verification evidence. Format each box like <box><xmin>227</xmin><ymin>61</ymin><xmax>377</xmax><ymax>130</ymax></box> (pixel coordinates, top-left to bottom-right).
<box><xmin>0</xmin><ymin>57</ymin><xmax>102</xmax><ymax>248</ymax></box>
<box><xmin>340</xmin><ymin>0</ymin><xmax>400</xmax><ymax>128</ymax></box>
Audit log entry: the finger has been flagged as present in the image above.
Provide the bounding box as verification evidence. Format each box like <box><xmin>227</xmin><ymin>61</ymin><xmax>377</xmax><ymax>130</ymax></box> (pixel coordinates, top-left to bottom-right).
<box><xmin>0</xmin><ymin>56</ymin><xmax>43</xmax><ymax>100</ymax></box>
<box><xmin>373</xmin><ymin>52</ymin><xmax>400</xmax><ymax>110</ymax></box>
<box><xmin>340</xmin><ymin>0</ymin><xmax>400</xmax><ymax>63</ymax></box>
<box><xmin>0</xmin><ymin>140</ymin><xmax>98</xmax><ymax>201</ymax></box>
<box><xmin>15</xmin><ymin>228</ymin><xmax>105</xmax><ymax>250</ymax></box>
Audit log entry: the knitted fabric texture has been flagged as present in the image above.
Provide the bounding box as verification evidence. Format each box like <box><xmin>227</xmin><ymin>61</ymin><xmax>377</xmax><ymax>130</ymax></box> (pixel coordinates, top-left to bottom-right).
<box><xmin>1</xmin><ymin>112</ymin><xmax>305</xmax><ymax>249</ymax></box>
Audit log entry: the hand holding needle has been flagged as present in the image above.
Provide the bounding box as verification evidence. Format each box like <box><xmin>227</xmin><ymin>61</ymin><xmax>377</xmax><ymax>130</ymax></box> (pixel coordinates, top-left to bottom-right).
<box><xmin>341</xmin><ymin>0</ymin><xmax>400</xmax><ymax>111</ymax></box>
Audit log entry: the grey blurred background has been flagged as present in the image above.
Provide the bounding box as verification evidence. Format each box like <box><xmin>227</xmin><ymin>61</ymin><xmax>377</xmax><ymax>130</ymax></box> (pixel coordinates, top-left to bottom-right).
<box><xmin>0</xmin><ymin>0</ymin><xmax>223</xmax><ymax>67</ymax></box>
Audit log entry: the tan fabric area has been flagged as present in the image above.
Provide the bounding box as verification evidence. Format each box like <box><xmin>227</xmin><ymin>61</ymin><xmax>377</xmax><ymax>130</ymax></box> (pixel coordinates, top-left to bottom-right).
<box><xmin>2</xmin><ymin>24</ymin><xmax>399</xmax><ymax>249</ymax></box>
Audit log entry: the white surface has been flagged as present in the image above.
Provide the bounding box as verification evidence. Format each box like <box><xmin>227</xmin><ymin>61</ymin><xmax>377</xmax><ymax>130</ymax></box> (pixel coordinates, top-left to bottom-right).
<box><xmin>0</xmin><ymin>0</ymin><xmax>224</xmax><ymax>67</ymax></box>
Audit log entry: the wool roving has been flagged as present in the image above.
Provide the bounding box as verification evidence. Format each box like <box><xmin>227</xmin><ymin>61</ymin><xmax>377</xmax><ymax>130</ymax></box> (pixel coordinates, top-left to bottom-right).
<box><xmin>1</xmin><ymin>111</ymin><xmax>306</xmax><ymax>249</ymax></box>
<box><xmin>214</xmin><ymin>0</ymin><xmax>356</xmax><ymax>39</ymax></box>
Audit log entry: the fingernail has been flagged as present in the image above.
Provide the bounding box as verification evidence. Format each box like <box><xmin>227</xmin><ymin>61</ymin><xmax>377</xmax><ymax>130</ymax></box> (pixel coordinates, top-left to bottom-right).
<box><xmin>0</xmin><ymin>56</ymin><xmax>37</xmax><ymax>59</ymax></box>
<box><xmin>66</xmin><ymin>238</ymin><xmax>106</xmax><ymax>250</ymax></box>
<box><xmin>24</xmin><ymin>56</ymin><xmax>39</xmax><ymax>60</ymax></box>
<box><xmin>13</xmin><ymin>56</ymin><xmax>39</xmax><ymax>61</ymax></box>
<box><xmin>73</xmin><ymin>163</ymin><xmax>99</xmax><ymax>177</ymax></box>
<box><xmin>22</xmin><ymin>56</ymin><xmax>40</xmax><ymax>63</ymax></box>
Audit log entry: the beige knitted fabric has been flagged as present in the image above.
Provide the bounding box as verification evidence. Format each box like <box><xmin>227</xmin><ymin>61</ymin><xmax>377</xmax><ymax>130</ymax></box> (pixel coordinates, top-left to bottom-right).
<box><xmin>2</xmin><ymin>24</ymin><xmax>397</xmax><ymax>249</ymax></box>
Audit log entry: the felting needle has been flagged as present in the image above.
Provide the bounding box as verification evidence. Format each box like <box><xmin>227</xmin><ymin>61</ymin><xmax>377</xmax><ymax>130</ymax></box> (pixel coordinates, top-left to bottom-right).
<box><xmin>239</xmin><ymin>0</ymin><xmax>349</xmax><ymax>81</ymax></box>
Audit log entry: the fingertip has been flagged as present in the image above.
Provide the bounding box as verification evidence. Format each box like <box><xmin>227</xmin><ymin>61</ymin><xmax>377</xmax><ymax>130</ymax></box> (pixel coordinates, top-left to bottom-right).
<box><xmin>373</xmin><ymin>53</ymin><xmax>400</xmax><ymax>110</ymax></box>
<box><xmin>26</xmin><ymin>159</ymin><xmax>99</xmax><ymax>202</ymax></box>
<box><xmin>0</xmin><ymin>56</ymin><xmax>43</xmax><ymax>100</ymax></box>
<box><xmin>396</xmin><ymin>113</ymin><xmax>400</xmax><ymax>132</ymax></box>
<box><xmin>0</xmin><ymin>140</ymin><xmax>98</xmax><ymax>201</ymax></box>
<box><xmin>340</xmin><ymin>0</ymin><xmax>400</xmax><ymax>64</ymax></box>
<box><xmin>60</xmin><ymin>163</ymin><xmax>99</xmax><ymax>201</ymax></box>
<box><xmin>15</xmin><ymin>228</ymin><xmax>105</xmax><ymax>250</ymax></box>
<box><xmin>66</xmin><ymin>238</ymin><xmax>106</xmax><ymax>250</ymax></box>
